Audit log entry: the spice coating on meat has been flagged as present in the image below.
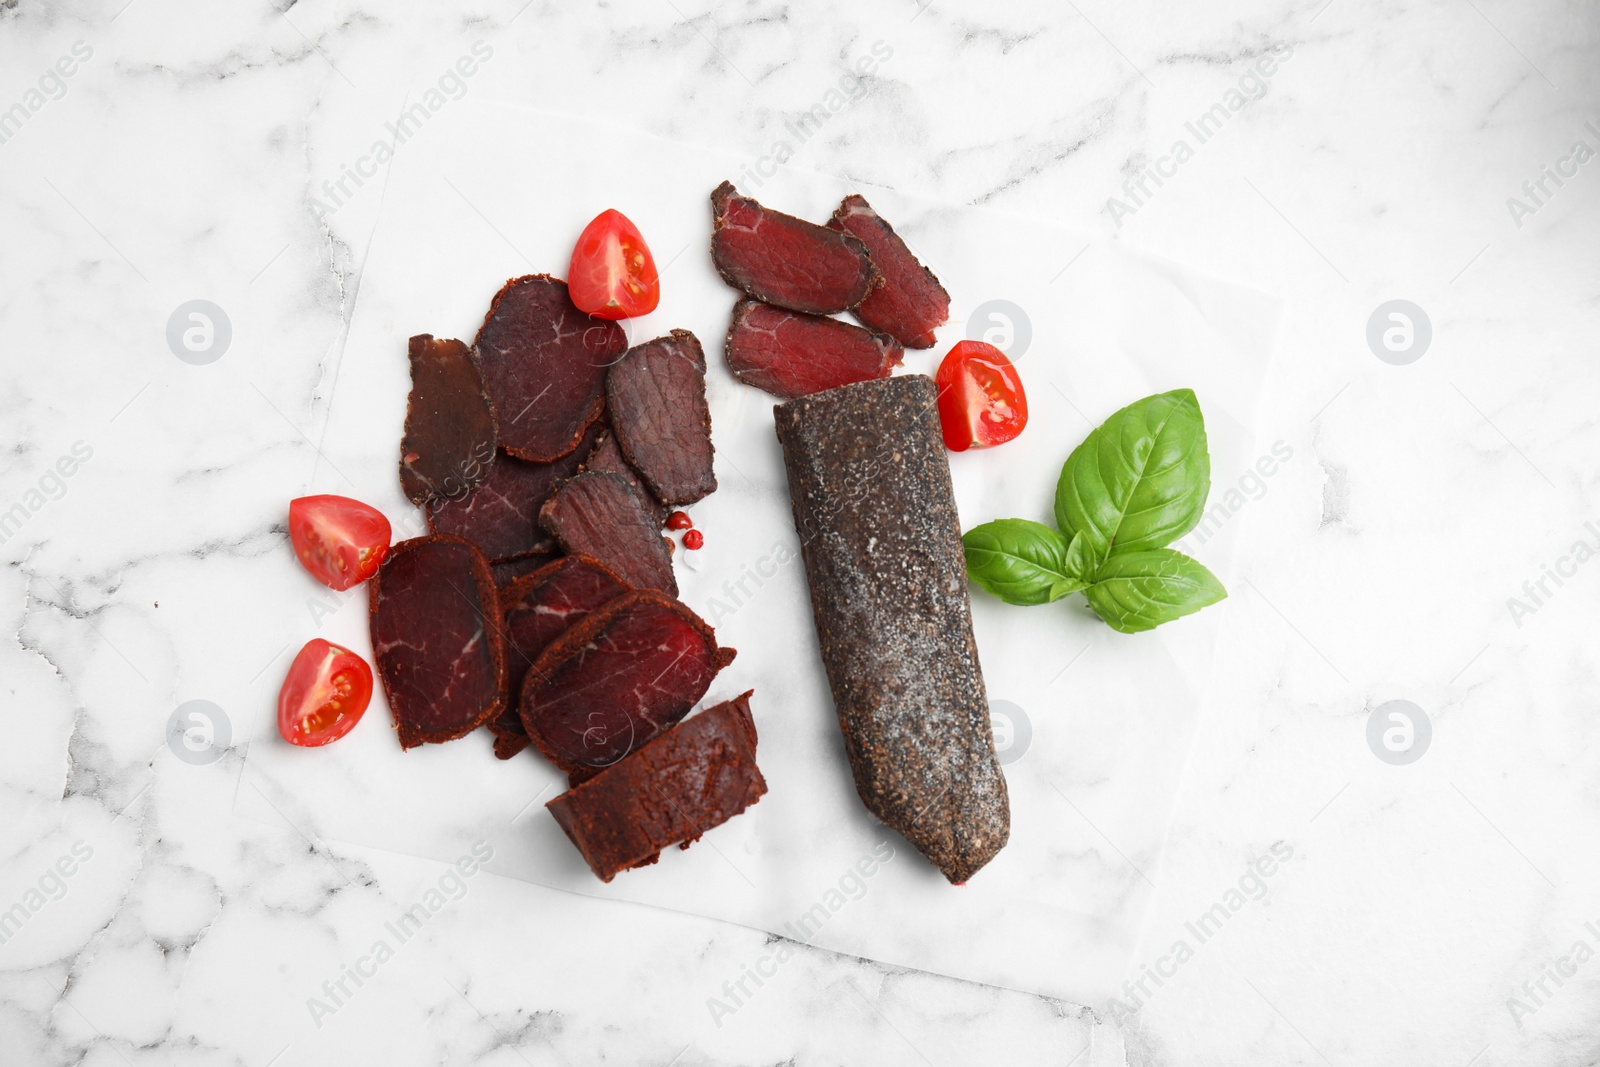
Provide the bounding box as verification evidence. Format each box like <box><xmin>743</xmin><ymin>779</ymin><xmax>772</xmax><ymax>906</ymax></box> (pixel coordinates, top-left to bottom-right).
<box><xmin>400</xmin><ymin>335</ymin><xmax>497</xmax><ymax>505</ymax></box>
<box><xmin>518</xmin><ymin>591</ymin><xmax>736</xmax><ymax>776</ymax></box>
<box><xmin>369</xmin><ymin>535</ymin><xmax>507</xmax><ymax>749</ymax></box>
<box><xmin>606</xmin><ymin>330</ymin><xmax>717</xmax><ymax>506</ymax></box>
<box><xmin>725</xmin><ymin>297</ymin><xmax>903</xmax><ymax>400</ymax></box>
<box><xmin>546</xmin><ymin>691</ymin><xmax>766</xmax><ymax>882</ymax></box>
<box><xmin>710</xmin><ymin>181</ymin><xmax>880</xmax><ymax>315</ymax></box>
<box><xmin>773</xmin><ymin>375</ymin><xmax>1009</xmax><ymax>883</ymax></box>
<box><xmin>828</xmin><ymin>195</ymin><xmax>950</xmax><ymax>349</ymax></box>
<box><xmin>539</xmin><ymin>470</ymin><xmax>677</xmax><ymax>595</ymax></box>
<box><xmin>472</xmin><ymin>274</ymin><xmax>626</xmax><ymax>462</ymax></box>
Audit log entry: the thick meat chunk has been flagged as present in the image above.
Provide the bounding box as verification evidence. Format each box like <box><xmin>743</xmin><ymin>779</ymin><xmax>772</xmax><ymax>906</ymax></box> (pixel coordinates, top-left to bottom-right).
<box><xmin>400</xmin><ymin>335</ymin><xmax>497</xmax><ymax>505</ymax></box>
<box><xmin>725</xmin><ymin>297</ymin><xmax>903</xmax><ymax>400</ymax></box>
<box><xmin>710</xmin><ymin>181</ymin><xmax>879</xmax><ymax>315</ymax></box>
<box><xmin>539</xmin><ymin>471</ymin><xmax>677</xmax><ymax>595</ymax></box>
<box><xmin>606</xmin><ymin>330</ymin><xmax>717</xmax><ymax>506</ymax></box>
<box><xmin>472</xmin><ymin>275</ymin><xmax>626</xmax><ymax>462</ymax></box>
<box><xmin>828</xmin><ymin>195</ymin><xmax>950</xmax><ymax>349</ymax></box>
<box><xmin>773</xmin><ymin>375</ymin><xmax>1009</xmax><ymax>883</ymax></box>
<box><xmin>582</xmin><ymin>428</ymin><xmax>666</xmax><ymax>528</ymax></box>
<box><xmin>547</xmin><ymin>692</ymin><xmax>766</xmax><ymax>882</ymax></box>
<box><xmin>490</xmin><ymin>556</ymin><xmax>629</xmax><ymax>760</ymax></box>
<box><xmin>518</xmin><ymin>591</ymin><xmax>736</xmax><ymax>777</ymax></box>
<box><xmin>426</xmin><ymin>421</ymin><xmax>603</xmax><ymax>561</ymax></box>
<box><xmin>369</xmin><ymin>535</ymin><xmax>506</xmax><ymax>749</ymax></box>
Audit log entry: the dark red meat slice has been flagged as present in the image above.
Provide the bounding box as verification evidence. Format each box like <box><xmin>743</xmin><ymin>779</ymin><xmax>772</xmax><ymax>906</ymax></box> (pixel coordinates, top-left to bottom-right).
<box><xmin>369</xmin><ymin>535</ymin><xmax>506</xmax><ymax>749</ymax></box>
<box><xmin>518</xmin><ymin>591</ymin><xmax>736</xmax><ymax>777</ymax></box>
<box><xmin>490</xmin><ymin>551</ymin><xmax>560</xmax><ymax>588</ymax></box>
<box><xmin>724</xmin><ymin>297</ymin><xmax>904</xmax><ymax>400</ymax></box>
<box><xmin>583</xmin><ymin>428</ymin><xmax>666</xmax><ymax>528</ymax></box>
<box><xmin>490</xmin><ymin>556</ymin><xmax>629</xmax><ymax>760</ymax></box>
<box><xmin>472</xmin><ymin>275</ymin><xmax>627</xmax><ymax>462</ymax></box>
<box><xmin>426</xmin><ymin>421</ymin><xmax>603</xmax><ymax>561</ymax></box>
<box><xmin>606</xmin><ymin>330</ymin><xmax>717</xmax><ymax>507</ymax></box>
<box><xmin>547</xmin><ymin>691</ymin><xmax>766</xmax><ymax>882</ymax></box>
<box><xmin>400</xmin><ymin>335</ymin><xmax>497</xmax><ymax>505</ymax></box>
<box><xmin>710</xmin><ymin>181</ymin><xmax>879</xmax><ymax>315</ymax></box>
<box><xmin>539</xmin><ymin>471</ymin><xmax>677</xmax><ymax>595</ymax></box>
<box><xmin>828</xmin><ymin>195</ymin><xmax>950</xmax><ymax>349</ymax></box>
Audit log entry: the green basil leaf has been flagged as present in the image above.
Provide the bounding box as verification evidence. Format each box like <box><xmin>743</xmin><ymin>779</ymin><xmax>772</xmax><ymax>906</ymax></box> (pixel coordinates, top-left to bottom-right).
<box><xmin>1054</xmin><ymin>388</ymin><xmax>1210</xmax><ymax>561</ymax></box>
<box><xmin>962</xmin><ymin>519</ymin><xmax>1087</xmax><ymax>606</ymax></box>
<box><xmin>1083</xmin><ymin>549</ymin><xmax>1226</xmax><ymax>633</ymax></box>
<box><xmin>1063</xmin><ymin>530</ymin><xmax>1095</xmax><ymax>582</ymax></box>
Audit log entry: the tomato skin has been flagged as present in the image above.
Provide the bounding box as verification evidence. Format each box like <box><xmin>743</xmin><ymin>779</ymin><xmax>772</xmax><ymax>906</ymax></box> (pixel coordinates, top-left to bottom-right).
<box><xmin>278</xmin><ymin>639</ymin><xmax>373</xmax><ymax>747</ymax></box>
<box><xmin>568</xmin><ymin>209</ymin><xmax>660</xmax><ymax>320</ymax></box>
<box><xmin>289</xmin><ymin>495</ymin><xmax>391</xmax><ymax>591</ymax></box>
<box><xmin>934</xmin><ymin>340</ymin><xmax>1029</xmax><ymax>452</ymax></box>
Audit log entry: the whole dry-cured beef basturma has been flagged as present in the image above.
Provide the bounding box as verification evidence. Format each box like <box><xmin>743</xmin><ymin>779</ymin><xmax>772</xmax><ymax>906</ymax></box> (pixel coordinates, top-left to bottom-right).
<box><xmin>519</xmin><ymin>591</ymin><xmax>735</xmax><ymax>779</ymax></box>
<box><xmin>539</xmin><ymin>470</ymin><xmax>677</xmax><ymax>595</ymax></box>
<box><xmin>582</xmin><ymin>428</ymin><xmax>666</xmax><ymax>528</ymax></box>
<box><xmin>606</xmin><ymin>329</ymin><xmax>716</xmax><ymax>507</ymax></box>
<box><xmin>828</xmin><ymin>194</ymin><xmax>951</xmax><ymax>349</ymax></box>
<box><xmin>710</xmin><ymin>181</ymin><xmax>879</xmax><ymax>316</ymax></box>
<box><xmin>400</xmin><ymin>335</ymin><xmax>497</xmax><ymax>505</ymax></box>
<box><xmin>547</xmin><ymin>691</ymin><xmax>766</xmax><ymax>882</ymax></box>
<box><xmin>369</xmin><ymin>534</ymin><xmax>507</xmax><ymax>749</ymax></box>
<box><xmin>774</xmin><ymin>374</ymin><xmax>1009</xmax><ymax>883</ymax></box>
<box><xmin>426</xmin><ymin>420</ymin><xmax>603</xmax><ymax>562</ymax></box>
<box><xmin>725</xmin><ymin>297</ymin><xmax>904</xmax><ymax>400</ymax></box>
<box><xmin>472</xmin><ymin>274</ymin><xmax>627</xmax><ymax>462</ymax></box>
<box><xmin>490</xmin><ymin>556</ymin><xmax>629</xmax><ymax>760</ymax></box>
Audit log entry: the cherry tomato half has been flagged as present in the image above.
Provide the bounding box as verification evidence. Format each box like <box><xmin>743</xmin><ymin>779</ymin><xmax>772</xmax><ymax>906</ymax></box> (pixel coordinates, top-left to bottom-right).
<box><xmin>568</xmin><ymin>209</ymin><xmax>661</xmax><ymax>320</ymax></box>
<box><xmin>278</xmin><ymin>638</ymin><xmax>373</xmax><ymax>747</ymax></box>
<box><xmin>289</xmin><ymin>495</ymin><xmax>391</xmax><ymax>591</ymax></box>
<box><xmin>933</xmin><ymin>340</ymin><xmax>1029</xmax><ymax>452</ymax></box>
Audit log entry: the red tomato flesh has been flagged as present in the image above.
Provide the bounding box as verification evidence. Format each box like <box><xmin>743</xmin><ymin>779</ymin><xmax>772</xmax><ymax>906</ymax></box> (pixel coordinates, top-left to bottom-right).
<box><xmin>289</xmin><ymin>495</ymin><xmax>391</xmax><ymax>591</ymax></box>
<box><xmin>934</xmin><ymin>340</ymin><xmax>1028</xmax><ymax>452</ymax></box>
<box><xmin>278</xmin><ymin>639</ymin><xmax>373</xmax><ymax>747</ymax></box>
<box><xmin>568</xmin><ymin>209</ymin><xmax>660</xmax><ymax>320</ymax></box>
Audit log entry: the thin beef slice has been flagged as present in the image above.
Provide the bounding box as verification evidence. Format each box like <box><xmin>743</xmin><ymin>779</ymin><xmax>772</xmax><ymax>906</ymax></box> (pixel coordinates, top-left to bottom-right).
<box><xmin>583</xmin><ymin>428</ymin><xmax>666</xmax><ymax>527</ymax></box>
<box><xmin>490</xmin><ymin>556</ymin><xmax>629</xmax><ymax>760</ymax></box>
<box><xmin>773</xmin><ymin>374</ymin><xmax>1009</xmax><ymax>884</ymax></box>
<box><xmin>519</xmin><ymin>591</ymin><xmax>736</xmax><ymax>777</ymax></box>
<box><xmin>400</xmin><ymin>335</ymin><xmax>497</xmax><ymax>505</ymax></box>
<box><xmin>490</xmin><ymin>551</ymin><xmax>560</xmax><ymax>589</ymax></box>
<box><xmin>369</xmin><ymin>535</ymin><xmax>506</xmax><ymax>749</ymax></box>
<box><xmin>725</xmin><ymin>297</ymin><xmax>903</xmax><ymax>400</ymax></box>
<box><xmin>539</xmin><ymin>470</ymin><xmax>677</xmax><ymax>595</ymax></box>
<box><xmin>426</xmin><ymin>420</ymin><xmax>603</xmax><ymax>561</ymax></box>
<box><xmin>547</xmin><ymin>691</ymin><xmax>766</xmax><ymax>882</ymax></box>
<box><xmin>606</xmin><ymin>330</ymin><xmax>716</xmax><ymax>506</ymax></box>
<box><xmin>828</xmin><ymin>194</ymin><xmax>950</xmax><ymax>349</ymax></box>
<box><xmin>710</xmin><ymin>181</ymin><xmax>879</xmax><ymax>315</ymax></box>
<box><xmin>473</xmin><ymin>275</ymin><xmax>627</xmax><ymax>462</ymax></box>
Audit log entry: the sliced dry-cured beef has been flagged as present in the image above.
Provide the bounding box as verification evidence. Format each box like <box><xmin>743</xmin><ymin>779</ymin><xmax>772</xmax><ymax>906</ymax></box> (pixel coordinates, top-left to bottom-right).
<box><xmin>606</xmin><ymin>330</ymin><xmax>716</xmax><ymax>506</ymax></box>
<box><xmin>472</xmin><ymin>275</ymin><xmax>627</xmax><ymax>462</ymax></box>
<box><xmin>828</xmin><ymin>195</ymin><xmax>950</xmax><ymax>349</ymax></box>
<box><xmin>369</xmin><ymin>535</ymin><xmax>506</xmax><ymax>749</ymax></box>
<box><xmin>490</xmin><ymin>551</ymin><xmax>560</xmax><ymax>589</ymax></box>
<box><xmin>518</xmin><ymin>591</ymin><xmax>735</xmax><ymax>778</ymax></box>
<box><xmin>725</xmin><ymin>297</ymin><xmax>904</xmax><ymax>400</ymax></box>
<box><xmin>774</xmin><ymin>374</ymin><xmax>1009</xmax><ymax>884</ymax></box>
<box><xmin>710</xmin><ymin>181</ymin><xmax>879</xmax><ymax>315</ymax></box>
<box><xmin>582</xmin><ymin>428</ymin><xmax>666</xmax><ymax>528</ymax></box>
<box><xmin>426</xmin><ymin>421</ymin><xmax>603</xmax><ymax>561</ymax></box>
<box><xmin>547</xmin><ymin>691</ymin><xmax>766</xmax><ymax>882</ymax></box>
<box><xmin>539</xmin><ymin>471</ymin><xmax>677</xmax><ymax>595</ymax></box>
<box><xmin>490</xmin><ymin>556</ymin><xmax>629</xmax><ymax>760</ymax></box>
<box><xmin>400</xmin><ymin>335</ymin><xmax>497</xmax><ymax>505</ymax></box>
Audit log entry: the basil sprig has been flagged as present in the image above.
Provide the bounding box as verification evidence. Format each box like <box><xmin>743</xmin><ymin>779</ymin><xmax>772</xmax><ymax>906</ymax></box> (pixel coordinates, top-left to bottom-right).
<box><xmin>962</xmin><ymin>389</ymin><xmax>1226</xmax><ymax>633</ymax></box>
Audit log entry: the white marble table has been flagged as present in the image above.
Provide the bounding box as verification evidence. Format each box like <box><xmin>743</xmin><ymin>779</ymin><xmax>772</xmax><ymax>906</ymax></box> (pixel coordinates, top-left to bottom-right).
<box><xmin>2</xmin><ymin>1</ymin><xmax>1597</xmax><ymax>1064</ymax></box>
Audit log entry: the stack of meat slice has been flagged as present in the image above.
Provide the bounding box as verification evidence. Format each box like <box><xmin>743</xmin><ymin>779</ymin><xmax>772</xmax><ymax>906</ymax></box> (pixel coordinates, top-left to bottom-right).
<box><xmin>711</xmin><ymin>182</ymin><xmax>951</xmax><ymax>399</ymax></box>
<box><xmin>374</xmin><ymin>273</ymin><xmax>763</xmax><ymax>881</ymax></box>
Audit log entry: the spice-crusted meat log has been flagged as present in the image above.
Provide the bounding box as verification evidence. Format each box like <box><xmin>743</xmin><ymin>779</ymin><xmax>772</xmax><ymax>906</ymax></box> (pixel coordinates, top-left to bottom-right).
<box><xmin>773</xmin><ymin>374</ymin><xmax>1009</xmax><ymax>883</ymax></box>
<box><xmin>710</xmin><ymin>181</ymin><xmax>880</xmax><ymax>315</ymax></box>
<box><xmin>547</xmin><ymin>691</ymin><xmax>766</xmax><ymax>882</ymax></box>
